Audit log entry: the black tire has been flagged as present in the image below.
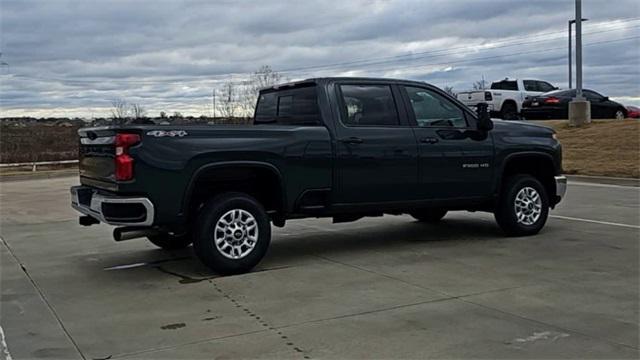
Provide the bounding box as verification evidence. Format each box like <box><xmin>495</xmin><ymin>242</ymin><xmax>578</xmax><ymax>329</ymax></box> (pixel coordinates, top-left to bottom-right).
<box><xmin>193</xmin><ymin>192</ymin><xmax>271</xmax><ymax>275</ymax></box>
<box><xmin>410</xmin><ymin>209</ymin><xmax>448</xmax><ymax>223</ymax></box>
<box><xmin>614</xmin><ymin>108</ymin><xmax>626</xmax><ymax>121</ymax></box>
<box><xmin>494</xmin><ymin>174</ymin><xmax>549</xmax><ymax>236</ymax></box>
<box><xmin>501</xmin><ymin>102</ymin><xmax>518</xmax><ymax>120</ymax></box>
<box><xmin>147</xmin><ymin>233</ymin><xmax>192</xmax><ymax>250</ymax></box>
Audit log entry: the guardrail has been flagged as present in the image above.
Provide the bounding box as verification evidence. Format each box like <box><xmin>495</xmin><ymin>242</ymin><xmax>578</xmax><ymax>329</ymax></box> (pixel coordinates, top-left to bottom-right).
<box><xmin>0</xmin><ymin>160</ymin><xmax>79</xmax><ymax>172</ymax></box>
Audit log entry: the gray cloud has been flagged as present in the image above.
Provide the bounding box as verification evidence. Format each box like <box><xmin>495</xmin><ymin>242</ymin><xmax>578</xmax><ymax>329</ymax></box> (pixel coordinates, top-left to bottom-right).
<box><xmin>1</xmin><ymin>0</ymin><xmax>639</xmax><ymax>117</ymax></box>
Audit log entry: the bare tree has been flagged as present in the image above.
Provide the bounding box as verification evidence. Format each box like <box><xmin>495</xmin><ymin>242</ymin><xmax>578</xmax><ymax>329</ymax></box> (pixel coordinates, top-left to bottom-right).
<box><xmin>131</xmin><ymin>103</ymin><xmax>147</xmax><ymax>119</ymax></box>
<box><xmin>240</xmin><ymin>65</ymin><xmax>283</xmax><ymax>117</ymax></box>
<box><xmin>110</xmin><ymin>99</ymin><xmax>130</xmax><ymax>124</ymax></box>
<box><xmin>217</xmin><ymin>81</ymin><xmax>237</xmax><ymax>118</ymax></box>
<box><xmin>443</xmin><ymin>86</ymin><xmax>456</xmax><ymax>97</ymax></box>
<box><xmin>472</xmin><ymin>75</ymin><xmax>487</xmax><ymax>90</ymax></box>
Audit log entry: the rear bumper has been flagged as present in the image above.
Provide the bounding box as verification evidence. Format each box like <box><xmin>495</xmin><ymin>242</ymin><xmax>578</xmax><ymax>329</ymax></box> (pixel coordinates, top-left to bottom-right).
<box><xmin>555</xmin><ymin>175</ymin><xmax>567</xmax><ymax>201</ymax></box>
<box><xmin>70</xmin><ymin>185</ymin><xmax>154</xmax><ymax>226</ymax></box>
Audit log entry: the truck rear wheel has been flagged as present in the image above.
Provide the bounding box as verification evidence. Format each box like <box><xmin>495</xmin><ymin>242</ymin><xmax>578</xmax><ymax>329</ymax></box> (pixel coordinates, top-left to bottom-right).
<box><xmin>501</xmin><ymin>102</ymin><xmax>518</xmax><ymax>120</ymax></box>
<box><xmin>147</xmin><ymin>233</ymin><xmax>192</xmax><ymax>250</ymax></box>
<box><xmin>494</xmin><ymin>174</ymin><xmax>549</xmax><ymax>236</ymax></box>
<box><xmin>410</xmin><ymin>209</ymin><xmax>447</xmax><ymax>223</ymax></box>
<box><xmin>194</xmin><ymin>192</ymin><xmax>271</xmax><ymax>275</ymax></box>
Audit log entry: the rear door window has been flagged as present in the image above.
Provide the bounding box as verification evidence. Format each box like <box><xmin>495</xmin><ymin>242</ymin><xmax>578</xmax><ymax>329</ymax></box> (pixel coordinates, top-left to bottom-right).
<box><xmin>537</xmin><ymin>81</ymin><xmax>555</xmax><ymax>93</ymax></box>
<box><xmin>523</xmin><ymin>80</ymin><xmax>538</xmax><ymax>92</ymax></box>
<box><xmin>338</xmin><ymin>85</ymin><xmax>400</xmax><ymax>126</ymax></box>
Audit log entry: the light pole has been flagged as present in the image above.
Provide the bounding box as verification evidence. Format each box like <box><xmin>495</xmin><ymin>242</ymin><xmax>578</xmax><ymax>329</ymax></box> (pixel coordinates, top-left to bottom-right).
<box><xmin>568</xmin><ymin>17</ymin><xmax>588</xmax><ymax>88</ymax></box>
<box><xmin>568</xmin><ymin>0</ymin><xmax>590</xmax><ymax>126</ymax></box>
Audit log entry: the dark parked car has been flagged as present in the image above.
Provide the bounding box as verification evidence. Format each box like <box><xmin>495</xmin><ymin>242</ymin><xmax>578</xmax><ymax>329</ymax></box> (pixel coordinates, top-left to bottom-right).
<box><xmin>71</xmin><ymin>77</ymin><xmax>566</xmax><ymax>274</ymax></box>
<box><xmin>522</xmin><ymin>89</ymin><xmax>627</xmax><ymax>120</ymax></box>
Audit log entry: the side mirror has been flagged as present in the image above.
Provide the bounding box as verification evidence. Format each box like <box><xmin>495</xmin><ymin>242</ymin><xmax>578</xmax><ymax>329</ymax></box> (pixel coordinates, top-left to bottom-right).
<box><xmin>476</xmin><ymin>103</ymin><xmax>493</xmax><ymax>131</ymax></box>
<box><xmin>602</xmin><ymin>96</ymin><xmax>609</xmax><ymax>101</ymax></box>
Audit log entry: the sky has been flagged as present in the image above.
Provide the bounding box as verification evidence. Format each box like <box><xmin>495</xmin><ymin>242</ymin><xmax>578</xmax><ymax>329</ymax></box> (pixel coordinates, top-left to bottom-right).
<box><xmin>1</xmin><ymin>0</ymin><xmax>639</xmax><ymax>118</ymax></box>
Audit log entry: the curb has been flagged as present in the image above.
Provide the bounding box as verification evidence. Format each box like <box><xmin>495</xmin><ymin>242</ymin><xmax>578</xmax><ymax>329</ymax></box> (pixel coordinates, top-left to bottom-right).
<box><xmin>0</xmin><ymin>169</ymin><xmax>78</xmax><ymax>182</ymax></box>
<box><xmin>566</xmin><ymin>174</ymin><xmax>639</xmax><ymax>187</ymax></box>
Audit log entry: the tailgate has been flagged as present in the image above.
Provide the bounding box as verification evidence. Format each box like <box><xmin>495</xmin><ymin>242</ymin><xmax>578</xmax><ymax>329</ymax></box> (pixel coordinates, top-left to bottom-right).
<box><xmin>457</xmin><ymin>91</ymin><xmax>487</xmax><ymax>105</ymax></box>
<box><xmin>78</xmin><ymin>127</ymin><xmax>117</xmax><ymax>182</ymax></box>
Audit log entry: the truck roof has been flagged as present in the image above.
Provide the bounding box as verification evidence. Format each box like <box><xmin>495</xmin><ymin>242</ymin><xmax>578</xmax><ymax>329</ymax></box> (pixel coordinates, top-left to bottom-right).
<box><xmin>261</xmin><ymin>77</ymin><xmax>431</xmax><ymax>92</ymax></box>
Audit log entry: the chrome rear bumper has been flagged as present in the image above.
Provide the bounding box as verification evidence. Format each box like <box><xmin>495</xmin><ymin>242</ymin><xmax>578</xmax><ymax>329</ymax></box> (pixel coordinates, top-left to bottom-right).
<box><xmin>70</xmin><ymin>185</ymin><xmax>154</xmax><ymax>226</ymax></box>
<box><xmin>555</xmin><ymin>175</ymin><xmax>567</xmax><ymax>200</ymax></box>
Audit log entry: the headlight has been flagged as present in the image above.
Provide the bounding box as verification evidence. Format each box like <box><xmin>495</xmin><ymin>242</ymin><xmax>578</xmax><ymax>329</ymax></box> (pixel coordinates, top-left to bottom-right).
<box><xmin>552</xmin><ymin>133</ymin><xmax>558</xmax><ymax>141</ymax></box>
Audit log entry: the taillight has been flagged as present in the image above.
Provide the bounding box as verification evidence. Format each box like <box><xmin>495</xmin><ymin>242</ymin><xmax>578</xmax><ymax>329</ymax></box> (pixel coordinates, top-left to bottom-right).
<box><xmin>484</xmin><ymin>91</ymin><xmax>493</xmax><ymax>101</ymax></box>
<box><xmin>114</xmin><ymin>133</ymin><xmax>140</xmax><ymax>181</ymax></box>
<box><xmin>544</xmin><ymin>97</ymin><xmax>560</xmax><ymax>104</ymax></box>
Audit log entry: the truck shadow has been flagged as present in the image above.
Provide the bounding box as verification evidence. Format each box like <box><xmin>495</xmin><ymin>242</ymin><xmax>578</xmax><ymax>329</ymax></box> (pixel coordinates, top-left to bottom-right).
<box><xmin>94</xmin><ymin>216</ymin><xmax>506</xmax><ymax>280</ymax></box>
<box><xmin>267</xmin><ymin>217</ymin><xmax>503</xmax><ymax>263</ymax></box>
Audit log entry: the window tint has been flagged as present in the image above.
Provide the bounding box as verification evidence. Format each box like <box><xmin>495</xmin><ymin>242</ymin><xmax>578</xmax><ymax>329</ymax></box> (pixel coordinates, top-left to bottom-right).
<box><xmin>404</xmin><ymin>86</ymin><xmax>468</xmax><ymax>128</ymax></box>
<box><xmin>255</xmin><ymin>93</ymin><xmax>277</xmax><ymax>121</ymax></box>
<box><xmin>339</xmin><ymin>85</ymin><xmax>399</xmax><ymax>126</ymax></box>
<box><xmin>523</xmin><ymin>80</ymin><xmax>538</xmax><ymax>92</ymax></box>
<box><xmin>490</xmin><ymin>80</ymin><xmax>518</xmax><ymax>91</ymax></box>
<box><xmin>537</xmin><ymin>81</ymin><xmax>555</xmax><ymax>92</ymax></box>
<box><xmin>584</xmin><ymin>90</ymin><xmax>604</xmax><ymax>101</ymax></box>
<box><xmin>277</xmin><ymin>96</ymin><xmax>293</xmax><ymax>117</ymax></box>
<box><xmin>254</xmin><ymin>86</ymin><xmax>321</xmax><ymax>125</ymax></box>
<box><xmin>544</xmin><ymin>89</ymin><xmax>575</xmax><ymax>97</ymax></box>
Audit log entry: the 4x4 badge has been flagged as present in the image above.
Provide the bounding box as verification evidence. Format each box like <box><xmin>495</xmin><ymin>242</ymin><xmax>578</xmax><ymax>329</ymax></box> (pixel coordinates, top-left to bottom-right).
<box><xmin>146</xmin><ymin>130</ymin><xmax>188</xmax><ymax>137</ymax></box>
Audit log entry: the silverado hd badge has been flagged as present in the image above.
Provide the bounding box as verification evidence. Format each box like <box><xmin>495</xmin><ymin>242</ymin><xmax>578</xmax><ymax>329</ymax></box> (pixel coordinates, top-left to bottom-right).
<box><xmin>146</xmin><ymin>130</ymin><xmax>188</xmax><ymax>137</ymax></box>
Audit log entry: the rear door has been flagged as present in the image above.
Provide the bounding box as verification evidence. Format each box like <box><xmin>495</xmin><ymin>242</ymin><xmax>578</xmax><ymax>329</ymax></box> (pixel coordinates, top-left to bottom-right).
<box><xmin>333</xmin><ymin>82</ymin><xmax>419</xmax><ymax>204</ymax></box>
<box><xmin>400</xmin><ymin>85</ymin><xmax>494</xmax><ymax>200</ymax></box>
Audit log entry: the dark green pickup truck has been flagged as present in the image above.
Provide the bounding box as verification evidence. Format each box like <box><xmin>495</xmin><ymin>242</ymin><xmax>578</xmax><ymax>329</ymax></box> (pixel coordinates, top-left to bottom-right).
<box><xmin>71</xmin><ymin>77</ymin><xmax>566</xmax><ymax>274</ymax></box>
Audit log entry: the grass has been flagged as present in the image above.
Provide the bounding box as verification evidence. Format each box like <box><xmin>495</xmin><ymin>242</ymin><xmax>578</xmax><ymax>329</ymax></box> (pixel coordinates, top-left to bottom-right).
<box><xmin>537</xmin><ymin>119</ymin><xmax>639</xmax><ymax>178</ymax></box>
<box><xmin>1</xmin><ymin>120</ymin><xmax>638</xmax><ymax>179</ymax></box>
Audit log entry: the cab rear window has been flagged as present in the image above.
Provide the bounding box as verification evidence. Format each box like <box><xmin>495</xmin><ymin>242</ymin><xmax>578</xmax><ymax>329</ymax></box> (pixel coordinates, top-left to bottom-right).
<box><xmin>254</xmin><ymin>85</ymin><xmax>321</xmax><ymax>125</ymax></box>
<box><xmin>490</xmin><ymin>80</ymin><xmax>518</xmax><ymax>91</ymax></box>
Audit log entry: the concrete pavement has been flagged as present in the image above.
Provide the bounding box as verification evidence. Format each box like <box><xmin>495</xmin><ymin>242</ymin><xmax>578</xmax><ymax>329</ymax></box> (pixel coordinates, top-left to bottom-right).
<box><xmin>0</xmin><ymin>176</ymin><xmax>638</xmax><ymax>359</ymax></box>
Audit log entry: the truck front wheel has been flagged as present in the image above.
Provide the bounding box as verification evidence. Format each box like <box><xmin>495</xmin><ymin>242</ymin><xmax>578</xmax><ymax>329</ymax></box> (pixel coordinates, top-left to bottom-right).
<box><xmin>494</xmin><ymin>174</ymin><xmax>549</xmax><ymax>236</ymax></box>
<box><xmin>194</xmin><ymin>192</ymin><xmax>271</xmax><ymax>275</ymax></box>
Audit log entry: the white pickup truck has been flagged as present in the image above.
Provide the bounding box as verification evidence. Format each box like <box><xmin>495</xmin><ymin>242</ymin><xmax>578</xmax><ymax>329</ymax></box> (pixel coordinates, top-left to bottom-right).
<box><xmin>457</xmin><ymin>78</ymin><xmax>558</xmax><ymax>120</ymax></box>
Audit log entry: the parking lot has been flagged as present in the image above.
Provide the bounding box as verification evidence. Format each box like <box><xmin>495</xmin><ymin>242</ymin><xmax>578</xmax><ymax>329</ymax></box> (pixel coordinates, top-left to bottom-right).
<box><xmin>1</xmin><ymin>175</ymin><xmax>638</xmax><ymax>359</ymax></box>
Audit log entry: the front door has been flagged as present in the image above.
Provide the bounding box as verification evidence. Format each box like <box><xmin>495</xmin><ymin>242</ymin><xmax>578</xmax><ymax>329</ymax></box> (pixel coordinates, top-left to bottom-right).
<box><xmin>333</xmin><ymin>83</ymin><xmax>418</xmax><ymax>204</ymax></box>
<box><xmin>400</xmin><ymin>85</ymin><xmax>494</xmax><ymax>200</ymax></box>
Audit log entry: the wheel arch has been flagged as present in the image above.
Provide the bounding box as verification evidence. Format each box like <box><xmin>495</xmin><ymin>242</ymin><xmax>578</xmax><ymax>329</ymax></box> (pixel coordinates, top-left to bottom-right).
<box><xmin>497</xmin><ymin>152</ymin><xmax>558</xmax><ymax>207</ymax></box>
<box><xmin>182</xmin><ymin>161</ymin><xmax>286</xmax><ymax>223</ymax></box>
<box><xmin>501</xmin><ymin>99</ymin><xmax>519</xmax><ymax>112</ymax></box>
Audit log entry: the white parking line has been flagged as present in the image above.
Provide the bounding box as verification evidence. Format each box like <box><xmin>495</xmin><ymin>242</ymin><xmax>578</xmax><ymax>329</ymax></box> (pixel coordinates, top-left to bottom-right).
<box><xmin>570</xmin><ymin>181</ymin><xmax>639</xmax><ymax>190</ymax></box>
<box><xmin>0</xmin><ymin>325</ymin><xmax>12</xmax><ymax>360</ymax></box>
<box><xmin>550</xmin><ymin>215</ymin><xmax>640</xmax><ymax>229</ymax></box>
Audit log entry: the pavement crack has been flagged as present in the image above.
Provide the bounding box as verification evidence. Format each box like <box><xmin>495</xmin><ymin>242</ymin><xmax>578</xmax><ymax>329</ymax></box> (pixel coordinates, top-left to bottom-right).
<box><xmin>154</xmin><ymin>266</ymin><xmax>218</xmax><ymax>284</ymax></box>
<box><xmin>209</xmin><ymin>279</ymin><xmax>312</xmax><ymax>359</ymax></box>
<box><xmin>0</xmin><ymin>236</ymin><xmax>87</xmax><ymax>360</ymax></box>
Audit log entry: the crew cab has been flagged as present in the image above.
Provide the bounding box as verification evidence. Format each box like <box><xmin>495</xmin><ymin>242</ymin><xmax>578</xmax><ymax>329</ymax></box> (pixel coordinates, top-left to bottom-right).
<box><xmin>71</xmin><ymin>77</ymin><xmax>566</xmax><ymax>274</ymax></box>
<box><xmin>457</xmin><ymin>78</ymin><xmax>558</xmax><ymax>120</ymax></box>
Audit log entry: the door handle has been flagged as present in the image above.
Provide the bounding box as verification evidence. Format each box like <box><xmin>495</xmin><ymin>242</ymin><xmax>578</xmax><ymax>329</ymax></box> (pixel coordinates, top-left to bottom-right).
<box><xmin>420</xmin><ymin>137</ymin><xmax>439</xmax><ymax>144</ymax></box>
<box><xmin>340</xmin><ymin>137</ymin><xmax>364</xmax><ymax>144</ymax></box>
